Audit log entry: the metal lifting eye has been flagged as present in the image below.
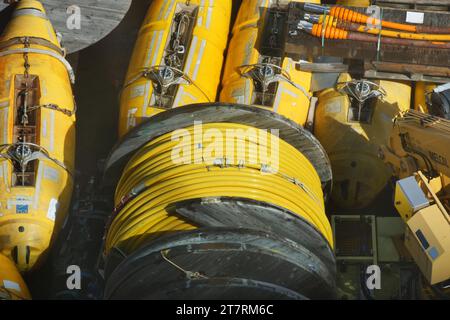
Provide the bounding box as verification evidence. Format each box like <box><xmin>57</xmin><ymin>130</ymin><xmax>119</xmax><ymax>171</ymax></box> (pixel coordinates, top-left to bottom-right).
<box><xmin>338</xmin><ymin>80</ymin><xmax>386</xmax><ymax>103</ymax></box>
<box><xmin>0</xmin><ymin>142</ymin><xmax>71</xmax><ymax>176</ymax></box>
<box><xmin>15</xmin><ymin>144</ymin><xmax>32</xmax><ymax>160</ymax></box>
<box><xmin>259</xmin><ymin>65</ymin><xmax>275</xmax><ymax>78</ymax></box>
<box><xmin>159</xmin><ymin>66</ymin><xmax>175</xmax><ymax>81</ymax></box>
<box><xmin>355</xmin><ymin>81</ymin><xmax>371</xmax><ymax>98</ymax></box>
<box><xmin>238</xmin><ymin>63</ymin><xmax>312</xmax><ymax>100</ymax></box>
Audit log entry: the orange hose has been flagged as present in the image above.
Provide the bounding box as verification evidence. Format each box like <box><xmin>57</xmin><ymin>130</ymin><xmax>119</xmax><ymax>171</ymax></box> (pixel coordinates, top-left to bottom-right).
<box><xmin>329</xmin><ymin>6</ymin><xmax>417</xmax><ymax>33</ymax></box>
<box><xmin>312</xmin><ymin>23</ymin><xmax>348</xmax><ymax>40</ymax></box>
<box><xmin>319</xmin><ymin>15</ymin><xmax>450</xmax><ymax>42</ymax></box>
<box><xmin>309</xmin><ymin>23</ymin><xmax>450</xmax><ymax>49</ymax></box>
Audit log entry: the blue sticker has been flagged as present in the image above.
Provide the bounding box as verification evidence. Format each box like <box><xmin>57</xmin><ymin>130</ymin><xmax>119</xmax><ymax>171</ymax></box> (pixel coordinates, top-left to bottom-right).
<box><xmin>16</xmin><ymin>205</ymin><xmax>28</xmax><ymax>214</ymax></box>
<box><xmin>428</xmin><ymin>247</ymin><xmax>440</xmax><ymax>261</ymax></box>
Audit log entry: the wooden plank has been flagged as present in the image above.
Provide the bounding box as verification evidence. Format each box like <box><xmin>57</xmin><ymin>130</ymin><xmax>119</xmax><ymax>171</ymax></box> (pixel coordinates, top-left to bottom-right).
<box><xmin>0</xmin><ymin>0</ymin><xmax>132</xmax><ymax>53</ymax></box>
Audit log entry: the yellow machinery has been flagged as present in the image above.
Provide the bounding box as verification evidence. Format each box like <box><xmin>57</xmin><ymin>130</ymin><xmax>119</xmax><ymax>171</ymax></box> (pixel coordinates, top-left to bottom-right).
<box><xmin>416</xmin><ymin>82</ymin><xmax>450</xmax><ymax>120</ymax></box>
<box><xmin>118</xmin><ymin>0</ymin><xmax>231</xmax><ymax>137</ymax></box>
<box><xmin>220</xmin><ymin>0</ymin><xmax>320</xmax><ymax>128</ymax></box>
<box><xmin>102</xmin><ymin>0</ymin><xmax>336</xmax><ymax>300</ymax></box>
<box><xmin>0</xmin><ymin>253</ymin><xmax>31</xmax><ymax>300</ymax></box>
<box><xmin>414</xmin><ymin>82</ymin><xmax>437</xmax><ymax>114</ymax></box>
<box><xmin>0</xmin><ymin>0</ymin><xmax>76</xmax><ymax>272</ymax></box>
<box><xmin>314</xmin><ymin>74</ymin><xmax>411</xmax><ymax>209</ymax></box>
<box><xmin>336</xmin><ymin>0</ymin><xmax>370</xmax><ymax>7</ymax></box>
<box><xmin>380</xmin><ymin>110</ymin><xmax>450</xmax><ymax>285</ymax></box>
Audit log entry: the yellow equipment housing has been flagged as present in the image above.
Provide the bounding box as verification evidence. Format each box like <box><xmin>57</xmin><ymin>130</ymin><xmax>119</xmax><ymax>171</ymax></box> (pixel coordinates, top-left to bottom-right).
<box><xmin>118</xmin><ymin>0</ymin><xmax>231</xmax><ymax>137</ymax></box>
<box><xmin>314</xmin><ymin>74</ymin><xmax>411</xmax><ymax>209</ymax></box>
<box><xmin>382</xmin><ymin>111</ymin><xmax>450</xmax><ymax>285</ymax></box>
<box><xmin>336</xmin><ymin>0</ymin><xmax>370</xmax><ymax>6</ymax></box>
<box><xmin>220</xmin><ymin>0</ymin><xmax>319</xmax><ymax>127</ymax></box>
<box><xmin>0</xmin><ymin>253</ymin><xmax>31</xmax><ymax>300</ymax></box>
<box><xmin>0</xmin><ymin>0</ymin><xmax>76</xmax><ymax>272</ymax></box>
<box><xmin>414</xmin><ymin>82</ymin><xmax>436</xmax><ymax>114</ymax></box>
<box><xmin>395</xmin><ymin>172</ymin><xmax>450</xmax><ymax>285</ymax></box>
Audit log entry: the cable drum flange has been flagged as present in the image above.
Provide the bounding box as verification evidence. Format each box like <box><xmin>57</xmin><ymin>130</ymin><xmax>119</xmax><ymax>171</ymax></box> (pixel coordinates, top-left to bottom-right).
<box><xmin>103</xmin><ymin>103</ymin><xmax>333</xmax><ymax>196</ymax></box>
<box><xmin>104</xmin><ymin>228</ymin><xmax>336</xmax><ymax>300</ymax></box>
<box><xmin>170</xmin><ymin>197</ymin><xmax>335</xmax><ymax>269</ymax></box>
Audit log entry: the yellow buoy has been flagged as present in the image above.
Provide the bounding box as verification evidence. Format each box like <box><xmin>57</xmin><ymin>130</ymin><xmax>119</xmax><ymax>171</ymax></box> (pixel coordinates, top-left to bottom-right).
<box><xmin>0</xmin><ymin>253</ymin><xmax>31</xmax><ymax>300</ymax></box>
<box><xmin>0</xmin><ymin>0</ymin><xmax>76</xmax><ymax>272</ymax></box>
<box><xmin>314</xmin><ymin>74</ymin><xmax>411</xmax><ymax>209</ymax></box>
<box><xmin>220</xmin><ymin>0</ymin><xmax>320</xmax><ymax>127</ymax></box>
<box><xmin>118</xmin><ymin>0</ymin><xmax>231</xmax><ymax>137</ymax></box>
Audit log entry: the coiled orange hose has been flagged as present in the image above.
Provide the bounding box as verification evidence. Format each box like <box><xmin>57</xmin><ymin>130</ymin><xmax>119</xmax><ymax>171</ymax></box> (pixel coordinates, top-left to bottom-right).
<box><xmin>316</xmin><ymin>15</ymin><xmax>450</xmax><ymax>42</ymax></box>
<box><xmin>329</xmin><ymin>6</ymin><xmax>417</xmax><ymax>33</ymax></box>
<box><xmin>312</xmin><ymin>23</ymin><xmax>348</xmax><ymax>39</ymax></box>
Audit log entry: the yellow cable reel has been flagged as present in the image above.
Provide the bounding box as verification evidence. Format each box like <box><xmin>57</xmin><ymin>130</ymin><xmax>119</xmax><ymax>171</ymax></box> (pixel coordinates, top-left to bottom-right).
<box><xmin>103</xmin><ymin>103</ymin><xmax>336</xmax><ymax>299</ymax></box>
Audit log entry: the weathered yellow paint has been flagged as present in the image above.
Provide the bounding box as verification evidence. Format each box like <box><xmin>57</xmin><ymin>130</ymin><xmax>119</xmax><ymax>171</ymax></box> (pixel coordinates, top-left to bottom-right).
<box><xmin>0</xmin><ymin>253</ymin><xmax>31</xmax><ymax>300</ymax></box>
<box><xmin>220</xmin><ymin>0</ymin><xmax>320</xmax><ymax>127</ymax></box>
<box><xmin>336</xmin><ymin>0</ymin><xmax>370</xmax><ymax>7</ymax></box>
<box><xmin>118</xmin><ymin>0</ymin><xmax>232</xmax><ymax>137</ymax></box>
<box><xmin>414</xmin><ymin>82</ymin><xmax>436</xmax><ymax>113</ymax></box>
<box><xmin>315</xmin><ymin>74</ymin><xmax>411</xmax><ymax>209</ymax></box>
<box><xmin>0</xmin><ymin>0</ymin><xmax>75</xmax><ymax>272</ymax></box>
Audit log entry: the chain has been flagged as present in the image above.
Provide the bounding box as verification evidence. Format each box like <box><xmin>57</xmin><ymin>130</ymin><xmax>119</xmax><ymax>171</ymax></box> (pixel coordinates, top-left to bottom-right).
<box><xmin>23</xmin><ymin>103</ymin><xmax>76</xmax><ymax>117</ymax></box>
<box><xmin>39</xmin><ymin>103</ymin><xmax>76</xmax><ymax>117</ymax></box>
<box><xmin>23</xmin><ymin>37</ymin><xmax>30</xmax><ymax>78</ymax></box>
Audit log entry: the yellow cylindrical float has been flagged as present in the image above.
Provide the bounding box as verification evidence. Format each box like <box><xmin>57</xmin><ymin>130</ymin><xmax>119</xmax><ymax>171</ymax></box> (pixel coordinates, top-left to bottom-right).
<box><xmin>0</xmin><ymin>253</ymin><xmax>31</xmax><ymax>300</ymax></box>
<box><xmin>220</xmin><ymin>0</ymin><xmax>320</xmax><ymax>128</ymax></box>
<box><xmin>314</xmin><ymin>74</ymin><xmax>411</xmax><ymax>209</ymax></box>
<box><xmin>103</xmin><ymin>0</ymin><xmax>335</xmax><ymax>300</ymax></box>
<box><xmin>0</xmin><ymin>0</ymin><xmax>76</xmax><ymax>272</ymax></box>
<box><xmin>118</xmin><ymin>0</ymin><xmax>231</xmax><ymax>137</ymax></box>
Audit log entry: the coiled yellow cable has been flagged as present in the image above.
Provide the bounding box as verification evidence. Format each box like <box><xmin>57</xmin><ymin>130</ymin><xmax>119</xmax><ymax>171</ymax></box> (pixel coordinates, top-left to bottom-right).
<box><xmin>105</xmin><ymin>123</ymin><xmax>333</xmax><ymax>254</ymax></box>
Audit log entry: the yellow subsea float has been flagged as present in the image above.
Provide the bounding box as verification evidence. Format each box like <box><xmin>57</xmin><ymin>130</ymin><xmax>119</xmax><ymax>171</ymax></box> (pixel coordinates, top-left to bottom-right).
<box><xmin>314</xmin><ymin>74</ymin><xmax>411</xmax><ymax>209</ymax></box>
<box><xmin>220</xmin><ymin>0</ymin><xmax>321</xmax><ymax>128</ymax></box>
<box><xmin>0</xmin><ymin>253</ymin><xmax>30</xmax><ymax>300</ymax></box>
<box><xmin>102</xmin><ymin>0</ymin><xmax>335</xmax><ymax>300</ymax></box>
<box><xmin>0</xmin><ymin>0</ymin><xmax>76</xmax><ymax>272</ymax></box>
<box><xmin>118</xmin><ymin>0</ymin><xmax>231</xmax><ymax>137</ymax></box>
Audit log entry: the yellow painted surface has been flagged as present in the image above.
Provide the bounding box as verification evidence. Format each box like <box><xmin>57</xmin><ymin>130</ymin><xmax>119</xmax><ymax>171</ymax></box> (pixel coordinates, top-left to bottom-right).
<box><xmin>118</xmin><ymin>0</ymin><xmax>232</xmax><ymax>137</ymax></box>
<box><xmin>0</xmin><ymin>0</ymin><xmax>75</xmax><ymax>272</ymax></box>
<box><xmin>315</xmin><ymin>74</ymin><xmax>411</xmax><ymax>209</ymax></box>
<box><xmin>336</xmin><ymin>0</ymin><xmax>370</xmax><ymax>7</ymax></box>
<box><xmin>220</xmin><ymin>0</ymin><xmax>320</xmax><ymax>127</ymax></box>
<box><xmin>414</xmin><ymin>82</ymin><xmax>436</xmax><ymax>113</ymax></box>
<box><xmin>0</xmin><ymin>253</ymin><xmax>31</xmax><ymax>300</ymax></box>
